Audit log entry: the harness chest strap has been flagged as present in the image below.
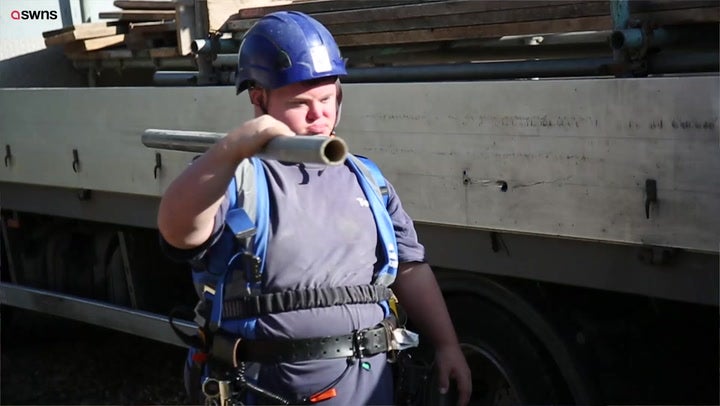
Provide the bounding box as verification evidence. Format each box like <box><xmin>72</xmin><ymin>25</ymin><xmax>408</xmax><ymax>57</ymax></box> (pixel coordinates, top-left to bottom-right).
<box><xmin>221</xmin><ymin>285</ymin><xmax>393</xmax><ymax>319</ymax></box>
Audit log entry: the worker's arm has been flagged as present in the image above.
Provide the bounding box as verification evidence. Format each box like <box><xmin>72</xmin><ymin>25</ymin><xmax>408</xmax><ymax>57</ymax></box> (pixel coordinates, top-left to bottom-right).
<box><xmin>393</xmin><ymin>261</ymin><xmax>472</xmax><ymax>406</ymax></box>
<box><xmin>158</xmin><ymin>115</ymin><xmax>293</xmax><ymax>249</ymax></box>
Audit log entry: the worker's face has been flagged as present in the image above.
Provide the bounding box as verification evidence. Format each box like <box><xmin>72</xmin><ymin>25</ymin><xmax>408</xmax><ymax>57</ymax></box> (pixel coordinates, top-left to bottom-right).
<box><xmin>251</xmin><ymin>78</ymin><xmax>338</xmax><ymax>137</ymax></box>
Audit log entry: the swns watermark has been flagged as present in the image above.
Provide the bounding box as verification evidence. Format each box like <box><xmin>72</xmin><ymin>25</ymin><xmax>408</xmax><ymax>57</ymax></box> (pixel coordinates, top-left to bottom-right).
<box><xmin>10</xmin><ymin>9</ymin><xmax>58</xmax><ymax>20</ymax></box>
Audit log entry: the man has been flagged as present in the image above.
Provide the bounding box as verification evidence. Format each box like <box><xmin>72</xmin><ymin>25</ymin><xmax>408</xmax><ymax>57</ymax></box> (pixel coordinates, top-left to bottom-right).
<box><xmin>158</xmin><ymin>11</ymin><xmax>471</xmax><ymax>406</ymax></box>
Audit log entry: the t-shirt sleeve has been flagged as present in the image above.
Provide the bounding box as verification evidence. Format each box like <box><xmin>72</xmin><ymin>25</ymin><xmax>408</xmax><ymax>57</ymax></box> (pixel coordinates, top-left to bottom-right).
<box><xmin>158</xmin><ymin>194</ymin><xmax>230</xmax><ymax>265</ymax></box>
<box><xmin>385</xmin><ymin>179</ymin><xmax>426</xmax><ymax>264</ymax></box>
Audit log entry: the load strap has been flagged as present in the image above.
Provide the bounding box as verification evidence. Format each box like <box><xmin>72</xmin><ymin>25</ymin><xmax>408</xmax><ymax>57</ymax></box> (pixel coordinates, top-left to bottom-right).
<box><xmin>212</xmin><ymin>316</ymin><xmax>397</xmax><ymax>365</ymax></box>
<box><xmin>222</xmin><ymin>285</ymin><xmax>392</xmax><ymax>319</ymax></box>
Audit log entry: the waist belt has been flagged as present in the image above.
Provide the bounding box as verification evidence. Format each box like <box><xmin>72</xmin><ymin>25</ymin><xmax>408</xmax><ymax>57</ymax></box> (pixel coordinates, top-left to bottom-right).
<box><xmin>212</xmin><ymin>317</ymin><xmax>397</xmax><ymax>365</ymax></box>
<box><xmin>222</xmin><ymin>285</ymin><xmax>392</xmax><ymax>319</ymax></box>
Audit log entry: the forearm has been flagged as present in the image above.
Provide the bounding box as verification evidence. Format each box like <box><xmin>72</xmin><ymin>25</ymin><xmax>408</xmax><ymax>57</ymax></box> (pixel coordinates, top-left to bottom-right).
<box><xmin>157</xmin><ymin>137</ymin><xmax>242</xmax><ymax>249</ymax></box>
<box><xmin>393</xmin><ymin>262</ymin><xmax>459</xmax><ymax>349</ymax></box>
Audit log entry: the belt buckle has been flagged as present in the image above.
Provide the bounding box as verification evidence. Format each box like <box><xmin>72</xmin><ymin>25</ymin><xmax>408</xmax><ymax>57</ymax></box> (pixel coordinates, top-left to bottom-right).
<box><xmin>352</xmin><ymin>329</ymin><xmax>366</xmax><ymax>359</ymax></box>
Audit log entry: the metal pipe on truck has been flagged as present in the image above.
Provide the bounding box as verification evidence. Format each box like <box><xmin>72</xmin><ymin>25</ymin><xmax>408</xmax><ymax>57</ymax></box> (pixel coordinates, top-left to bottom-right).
<box><xmin>141</xmin><ymin>129</ymin><xmax>348</xmax><ymax>166</ymax></box>
<box><xmin>152</xmin><ymin>51</ymin><xmax>718</xmax><ymax>86</ymax></box>
<box><xmin>343</xmin><ymin>52</ymin><xmax>719</xmax><ymax>82</ymax></box>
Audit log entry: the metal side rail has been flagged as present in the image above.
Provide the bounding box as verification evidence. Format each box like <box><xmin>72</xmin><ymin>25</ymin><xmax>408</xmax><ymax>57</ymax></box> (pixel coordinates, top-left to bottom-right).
<box><xmin>0</xmin><ymin>282</ymin><xmax>196</xmax><ymax>348</ymax></box>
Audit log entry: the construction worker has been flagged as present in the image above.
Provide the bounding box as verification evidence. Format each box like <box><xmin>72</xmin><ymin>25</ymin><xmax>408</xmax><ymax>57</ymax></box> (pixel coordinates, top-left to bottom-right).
<box><xmin>158</xmin><ymin>11</ymin><xmax>471</xmax><ymax>406</ymax></box>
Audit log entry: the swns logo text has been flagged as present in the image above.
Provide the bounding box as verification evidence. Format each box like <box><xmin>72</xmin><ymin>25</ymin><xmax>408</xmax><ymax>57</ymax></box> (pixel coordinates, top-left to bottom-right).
<box><xmin>10</xmin><ymin>10</ymin><xmax>58</xmax><ymax>20</ymax></box>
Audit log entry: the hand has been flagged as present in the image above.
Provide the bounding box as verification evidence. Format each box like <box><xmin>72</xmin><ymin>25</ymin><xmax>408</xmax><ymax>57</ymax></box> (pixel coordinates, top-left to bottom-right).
<box><xmin>224</xmin><ymin>114</ymin><xmax>294</xmax><ymax>161</ymax></box>
<box><xmin>435</xmin><ymin>344</ymin><xmax>472</xmax><ymax>406</ymax></box>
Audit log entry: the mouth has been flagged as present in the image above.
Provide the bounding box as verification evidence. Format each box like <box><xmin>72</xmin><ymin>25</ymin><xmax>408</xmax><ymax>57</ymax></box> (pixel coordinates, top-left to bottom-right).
<box><xmin>306</xmin><ymin>126</ymin><xmax>328</xmax><ymax>135</ymax></box>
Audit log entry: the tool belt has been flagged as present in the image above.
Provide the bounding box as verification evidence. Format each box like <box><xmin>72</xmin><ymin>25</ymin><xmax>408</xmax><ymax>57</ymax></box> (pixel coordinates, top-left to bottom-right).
<box><xmin>212</xmin><ymin>316</ymin><xmax>397</xmax><ymax>366</ymax></box>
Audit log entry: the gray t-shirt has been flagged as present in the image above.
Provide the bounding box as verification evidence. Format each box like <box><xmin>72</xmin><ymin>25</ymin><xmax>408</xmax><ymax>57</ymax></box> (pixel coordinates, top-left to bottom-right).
<box><xmin>165</xmin><ymin>158</ymin><xmax>425</xmax><ymax>404</ymax></box>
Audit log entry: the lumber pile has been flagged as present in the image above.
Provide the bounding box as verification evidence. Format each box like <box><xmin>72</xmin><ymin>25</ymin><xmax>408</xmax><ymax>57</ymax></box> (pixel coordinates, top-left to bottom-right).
<box><xmin>223</xmin><ymin>0</ymin><xmax>720</xmax><ymax>36</ymax></box>
<box><xmin>43</xmin><ymin>0</ymin><xmax>190</xmax><ymax>61</ymax></box>
<box><xmin>43</xmin><ymin>0</ymin><xmax>719</xmax><ymax>68</ymax></box>
<box><xmin>223</xmin><ymin>0</ymin><xmax>719</xmax><ymax>45</ymax></box>
<box><xmin>42</xmin><ymin>0</ymin><xmax>320</xmax><ymax>62</ymax></box>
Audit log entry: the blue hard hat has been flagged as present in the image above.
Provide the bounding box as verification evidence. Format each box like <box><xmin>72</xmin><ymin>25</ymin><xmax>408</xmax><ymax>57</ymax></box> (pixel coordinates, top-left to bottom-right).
<box><xmin>235</xmin><ymin>11</ymin><xmax>347</xmax><ymax>94</ymax></box>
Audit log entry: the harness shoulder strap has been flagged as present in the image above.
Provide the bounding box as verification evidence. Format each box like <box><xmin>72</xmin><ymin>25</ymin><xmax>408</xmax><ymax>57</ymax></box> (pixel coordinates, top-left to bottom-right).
<box><xmin>195</xmin><ymin>158</ymin><xmax>267</xmax><ymax>331</ymax></box>
<box><xmin>351</xmin><ymin>155</ymin><xmax>389</xmax><ymax>207</ymax></box>
<box><xmin>225</xmin><ymin>159</ymin><xmax>257</xmax><ymax>239</ymax></box>
<box><xmin>345</xmin><ymin>154</ymin><xmax>398</xmax><ymax>291</ymax></box>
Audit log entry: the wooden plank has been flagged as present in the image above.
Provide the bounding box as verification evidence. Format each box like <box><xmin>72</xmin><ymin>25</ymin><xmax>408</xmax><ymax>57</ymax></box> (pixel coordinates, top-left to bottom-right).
<box><xmin>206</xmin><ymin>0</ymin><xmax>297</xmax><ymax>32</ymax></box>
<box><xmin>330</xmin><ymin>15</ymin><xmax>614</xmax><ymax>47</ymax></box>
<box><xmin>232</xmin><ymin>2</ymin><xmax>613</xmax><ymax>35</ymax></box>
<box><xmin>64</xmin><ymin>34</ymin><xmax>127</xmax><ymax>53</ymax></box>
<box><xmin>234</xmin><ymin>0</ymin><xmax>445</xmax><ymax>19</ymax></box>
<box><xmin>42</xmin><ymin>21</ymin><xmax>122</xmax><ymax>38</ymax></box>
<box><xmin>45</xmin><ymin>24</ymin><xmax>127</xmax><ymax>46</ymax></box>
<box><xmin>205</xmin><ymin>0</ymin><xmax>327</xmax><ymax>32</ymax></box>
<box><xmin>99</xmin><ymin>10</ymin><xmax>176</xmax><ymax>21</ymax></box>
<box><xmin>229</xmin><ymin>1</ymin><xmax>585</xmax><ymax>30</ymax></box>
<box><xmin>176</xmin><ymin>2</ymin><xmax>197</xmax><ymax>55</ymax></box>
<box><xmin>319</xmin><ymin>1</ymin><xmax>584</xmax><ymax>25</ymax></box>
<box><xmin>326</xmin><ymin>6</ymin><xmax>719</xmax><ymax>46</ymax></box>
<box><xmin>113</xmin><ymin>0</ymin><xmax>176</xmax><ymax>10</ymax></box>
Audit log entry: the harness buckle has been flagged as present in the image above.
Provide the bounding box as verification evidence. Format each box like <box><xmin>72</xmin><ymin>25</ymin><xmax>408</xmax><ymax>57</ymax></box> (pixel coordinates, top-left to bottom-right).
<box><xmin>242</xmin><ymin>253</ymin><xmax>262</xmax><ymax>284</ymax></box>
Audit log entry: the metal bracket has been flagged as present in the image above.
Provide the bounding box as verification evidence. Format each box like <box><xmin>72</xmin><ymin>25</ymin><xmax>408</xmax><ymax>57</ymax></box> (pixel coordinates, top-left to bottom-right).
<box><xmin>644</xmin><ymin>179</ymin><xmax>657</xmax><ymax>219</ymax></box>
<box><xmin>72</xmin><ymin>149</ymin><xmax>80</xmax><ymax>173</ymax></box>
<box><xmin>153</xmin><ymin>152</ymin><xmax>162</xmax><ymax>179</ymax></box>
<box><xmin>4</xmin><ymin>145</ymin><xmax>12</xmax><ymax>167</ymax></box>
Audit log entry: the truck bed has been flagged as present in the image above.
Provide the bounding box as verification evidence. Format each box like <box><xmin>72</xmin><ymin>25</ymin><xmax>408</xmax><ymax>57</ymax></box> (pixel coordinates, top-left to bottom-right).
<box><xmin>1</xmin><ymin>75</ymin><xmax>718</xmax><ymax>253</ymax></box>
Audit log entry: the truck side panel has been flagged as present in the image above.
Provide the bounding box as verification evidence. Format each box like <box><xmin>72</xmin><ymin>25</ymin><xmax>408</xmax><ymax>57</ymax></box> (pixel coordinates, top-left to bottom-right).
<box><xmin>1</xmin><ymin>77</ymin><xmax>718</xmax><ymax>251</ymax></box>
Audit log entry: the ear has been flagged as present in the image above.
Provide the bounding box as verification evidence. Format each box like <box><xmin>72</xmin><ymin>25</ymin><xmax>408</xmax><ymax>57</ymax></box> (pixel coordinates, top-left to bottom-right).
<box><xmin>249</xmin><ymin>88</ymin><xmax>265</xmax><ymax>107</ymax></box>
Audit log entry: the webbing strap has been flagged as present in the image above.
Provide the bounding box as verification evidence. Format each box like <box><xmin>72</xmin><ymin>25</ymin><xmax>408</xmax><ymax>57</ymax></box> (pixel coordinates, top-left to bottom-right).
<box><xmin>222</xmin><ymin>285</ymin><xmax>393</xmax><ymax>319</ymax></box>
<box><xmin>354</xmin><ymin>155</ymin><xmax>389</xmax><ymax>206</ymax></box>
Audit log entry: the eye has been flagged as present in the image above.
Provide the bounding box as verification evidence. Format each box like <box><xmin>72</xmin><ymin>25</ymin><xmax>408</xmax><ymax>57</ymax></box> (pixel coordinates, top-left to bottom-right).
<box><xmin>288</xmin><ymin>100</ymin><xmax>307</xmax><ymax>109</ymax></box>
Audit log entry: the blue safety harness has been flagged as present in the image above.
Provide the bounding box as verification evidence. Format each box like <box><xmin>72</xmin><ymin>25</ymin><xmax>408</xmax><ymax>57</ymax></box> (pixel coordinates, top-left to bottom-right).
<box><xmin>172</xmin><ymin>155</ymin><xmax>398</xmax><ymax>347</ymax></box>
<box><xmin>169</xmin><ymin>155</ymin><xmax>403</xmax><ymax>404</ymax></box>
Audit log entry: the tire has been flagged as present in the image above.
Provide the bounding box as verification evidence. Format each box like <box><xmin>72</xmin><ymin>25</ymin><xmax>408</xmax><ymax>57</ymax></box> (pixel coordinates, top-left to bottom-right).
<box><xmin>425</xmin><ymin>295</ymin><xmax>563</xmax><ymax>406</ymax></box>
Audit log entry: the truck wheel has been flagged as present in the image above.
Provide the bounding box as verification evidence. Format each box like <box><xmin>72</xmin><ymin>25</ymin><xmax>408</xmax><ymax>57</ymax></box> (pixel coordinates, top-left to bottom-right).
<box><xmin>438</xmin><ymin>295</ymin><xmax>563</xmax><ymax>406</ymax></box>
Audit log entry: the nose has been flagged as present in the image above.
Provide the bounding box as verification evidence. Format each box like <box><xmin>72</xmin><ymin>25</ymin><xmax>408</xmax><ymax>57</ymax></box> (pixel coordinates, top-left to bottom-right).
<box><xmin>307</xmin><ymin>101</ymin><xmax>323</xmax><ymax>122</ymax></box>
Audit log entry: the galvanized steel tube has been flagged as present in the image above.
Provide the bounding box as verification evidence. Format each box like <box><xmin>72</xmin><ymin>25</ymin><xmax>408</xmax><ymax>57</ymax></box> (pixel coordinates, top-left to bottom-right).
<box><xmin>142</xmin><ymin>129</ymin><xmax>348</xmax><ymax>165</ymax></box>
<box><xmin>343</xmin><ymin>53</ymin><xmax>719</xmax><ymax>83</ymax></box>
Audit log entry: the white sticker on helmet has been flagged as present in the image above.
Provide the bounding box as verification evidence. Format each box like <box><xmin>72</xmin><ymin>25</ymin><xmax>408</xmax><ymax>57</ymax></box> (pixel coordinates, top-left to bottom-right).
<box><xmin>310</xmin><ymin>45</ymin><xmax>332</xmax><ymax>73</ymax></box>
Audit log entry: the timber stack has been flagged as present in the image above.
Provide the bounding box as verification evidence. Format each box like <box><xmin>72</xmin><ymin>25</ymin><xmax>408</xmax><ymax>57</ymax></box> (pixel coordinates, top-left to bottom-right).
<box><xmin>42</xmin><ymin>0</ymin><xmax>719</xmax><ymax>73</ymax></box>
